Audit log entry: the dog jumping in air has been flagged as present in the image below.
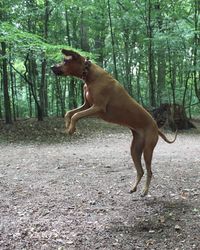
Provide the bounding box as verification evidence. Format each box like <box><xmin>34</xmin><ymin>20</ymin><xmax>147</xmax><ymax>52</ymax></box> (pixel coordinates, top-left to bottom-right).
<box><xmin>51</xmin><ymin>49</ymin><xmax>177</xmax><ymax>196</ymax></box>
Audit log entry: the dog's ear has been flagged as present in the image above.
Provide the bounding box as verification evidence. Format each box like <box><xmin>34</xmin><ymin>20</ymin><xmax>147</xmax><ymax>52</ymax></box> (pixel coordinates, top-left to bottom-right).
<box><xmin>61</xmin><ymin>49</ymin><xmax>80</xmax><ymax>60</ymax></box>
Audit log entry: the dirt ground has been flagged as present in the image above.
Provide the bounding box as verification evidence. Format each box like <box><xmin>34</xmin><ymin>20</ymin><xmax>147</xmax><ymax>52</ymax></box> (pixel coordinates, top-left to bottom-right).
<box><xmin>0</xmin><ymin>118</ymin><xmax>200</xmax><ymax>250</ymax></box>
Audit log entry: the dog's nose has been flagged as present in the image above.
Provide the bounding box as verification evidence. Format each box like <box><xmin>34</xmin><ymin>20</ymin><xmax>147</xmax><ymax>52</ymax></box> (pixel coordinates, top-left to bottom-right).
<box><xmin>51</xmin><ymin>65</ymin><xmax>56</xmax><ymax>71</ymax></box>
<box><xmin>51</xmin><ymin>65</ymin><xmax>58</xmax><ymax>74</ymax></box>
<box><xmin>51</xmin><ymin>65</ymin><xmax>62</xmax><ymax>75</ymax></box>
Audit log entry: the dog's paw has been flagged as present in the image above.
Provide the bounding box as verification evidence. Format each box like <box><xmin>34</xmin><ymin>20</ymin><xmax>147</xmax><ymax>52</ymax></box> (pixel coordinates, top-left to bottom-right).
<box><xmin>67</xmin><ymin>126</ymin><xmax>76</xmax><ymax>135</ymax></box>
<box><xmin>129</xmin><ymin>187</ymin><xmax>137</xmax><ymax>193</ymax></box>
<box><xmin>141</xmin><ymin>189</ymin><xmax>148</xmax><ymax>197</ymax></box>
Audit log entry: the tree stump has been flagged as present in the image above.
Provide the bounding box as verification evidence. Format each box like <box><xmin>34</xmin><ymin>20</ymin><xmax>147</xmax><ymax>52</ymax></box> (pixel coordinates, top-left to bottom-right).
<box><xmin>150</xmin><ymin>103</ymin><xmax>195</xmax><ymax>131</ymax></box>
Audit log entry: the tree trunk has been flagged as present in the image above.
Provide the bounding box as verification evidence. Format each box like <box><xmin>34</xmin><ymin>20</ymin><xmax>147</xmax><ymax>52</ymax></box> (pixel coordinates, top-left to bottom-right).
<box><xmin>194</xmin><ymin>0</ymin><xmax>200</xmax><ymax>101</ymax></box>
<box><xmin>27</xmin><ymin>55</ymin><xmax>44</xmax><ymax>121</ymax></box>
<box><xmin>79</xmin><ymin>11</ymin><xmax>89</xmax><ymax>106</ymax></box>
<box><xmin>0</xmin><ymin>72</ymin><xmax>3</xmax><ymax>119</ymax></box>
<box><xmin>156</xmin><ymin>3</ymin><xmax>166</xmax><ymax>105</ymax></box>
<box><xmin>65</xmin><ymin>8</ymin><xmax>71</xmax><ymax>46</ymax></box>
<box><xmin>25</xmin><ymin>55</ymin><xmax>43</xmax><ymax>121</ymax></box>
<box><xmin>68</xmin><ymin>79</ymin><xmax>77</xmax><ymax>109</ymax></box>
<box><xmin>171</xmin><ymin>59</ymin><xmax>176</xmax><ymax>105</ymax></box>
<box><xmin>13</xmin><ymin>73</ymin><xmax>19</xmax><ymax>118</ymax></box>
<box><xmin>40</xmin><ymin>0</ymin><xmax>50</xmax><ymax>117</ymax></box>
<box><xmin>147</xmin><ymin>0</ymin><xmax>156</xmax><ymax>107</ymax></box>
<box><xmin>167</xmin><ymin>45</ymin><xmax>176</xmax><ymax>105</ymax></box>
<box><xmin>10</xmin><ymin>62</ymin><xmax>16</xmax><ymax>121</ymax></box>
<box><xmin>40</xmin><ymin>53</ymin><xmax>47</xmax><ymax>117</ymax></box>
<box><xmin>188</xmin><ymin>82</ymin><xmax>193</xmax><ymax>118</ymax></box>
<box><xmin>55</xmin><ymin>77</ymin><xmax>65</xmax><ymax>117</ymax></box>
<box><xmin>80</xmin><ymin>11</ymin><xmax>90</xmax><ymax>52</ymax></box>
<box><xmin>182</xmin><ymin>72</ymin><xmax>191</xmax><ymax>108</ymax></box>
<box><xmin>136</xmin><ymin>62</ymin><xmax>144</xmax><ymax>106</ymax></box>
<box><xmin>157</xmin><ymin>51</ymin><xmax>166</xmax><ymax>104</ymax></box>
<box><xmin>1</xmin><ymin>42</ymin><xmax>12</xmax><ymax>124</ymax></box>
<box><xmin>107</xmin><ymin>0</ymin><xmax>118</xmax><ymax>80</ymax></box>
<box><xmin>8</xmin><ymin>46</ymin><xmax>16</xmax><ymax>121</ymax></box>
<box><xmin>124</xmin><ymin>29</ymin><xmax>133</xmax><ymax>96</ymax></box>
<box><xmin>28</xmin><ymin>83</ymin><xmax>32</xmax><ymax>117</ymax></box>
<box><xmin>93</xmin><ymin>1</ymin><xmax>107</xmax><ymax>67</ymax></box>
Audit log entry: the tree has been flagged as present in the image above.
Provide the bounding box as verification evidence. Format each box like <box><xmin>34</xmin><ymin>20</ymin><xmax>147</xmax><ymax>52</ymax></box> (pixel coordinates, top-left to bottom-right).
<box><xmin>0</xmin><ymin>1</ymin><xmax>12</xmax><ymax>123</ymax></box>
<box><xmin>107</xmin><ymin>0</ymin><xmax>118</xmax><ymax>80</ymax></box>
<box><xmin>146</xmin><ymin>0</ymin><xmax>156</xmax><ymax>107</ymax></box>
<box><xmin>1</xmin><ymin>42</ymin><xmax>12</xmax><ymax>124</ymax></box>
<box><xmin>194</xmin><ymin>0</ymin><xmax>200</xmax><ymax>102</ymax></box>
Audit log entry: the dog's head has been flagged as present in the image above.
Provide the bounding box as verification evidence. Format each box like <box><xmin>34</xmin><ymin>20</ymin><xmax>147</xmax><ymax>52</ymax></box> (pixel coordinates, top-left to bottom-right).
<box><xmin>51</xmin><ymin>50</ymin><xmax>85</xmax><ymax>78</ymax></box>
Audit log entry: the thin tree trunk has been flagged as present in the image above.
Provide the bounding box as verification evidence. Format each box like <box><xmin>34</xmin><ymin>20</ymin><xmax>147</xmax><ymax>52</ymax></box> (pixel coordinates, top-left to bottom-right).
<box><xmin>8</xmin><ymin>47</ymin><xmax>16</xmax><ymax>121</ymax></box>
<box><xmin>124</xmin><ymin>29</ymin><xmax>132</xmax><ymax>96</ymax></box>
<box><xmin>182</xmin><ymin>72</ymin><xmax>191</xmax><ymax>108</ymax></box>
<box><xmin>168</xmin><ymin>56</ymin><xmax>176</xmax><ymax>105</ymax></box>
<box><xmin>28</xmin><ymin>84</ymin><xmax>32</xmax><ymax>117</ymax></box>
<box><xmin>40</xmin><ymin>0</ymin><xmax>50</xmax><ymax>117</ymax></box>
<box><xmin>167</xmin><ymin>45</ymin><xmax>176</xmax><ymax>105</ymax></box>
<box><xmin>13</xmin><ymin>73</ymin><xmax>19</xmax><ymax>118</ymax></box>
<box><xmin>51</xmin><ymin>81</ymin><xmax>55</xmax><ymax>115</ymax></box>
<box><xmin>155</xmin><ymin>2</ymin><xmax>166</xmax><ymax>105</ymax></box>
<box><xmin>157</xmin><ymin>51</ymin><xmax>166</xmax><ymax>105</ymax></box>
<box><xmin>194</xmin><ymin>0</ymin><xmax>200</xmax><ymax>101</ymax></box>
<box><xmin>1</xmin><ymin>42</ymin><xmax>12</xmax><ymax>124</ymax></box>
<box><xmin>80</xmin><ymin>11</ymin><xmax>90</xmax><ymax>52</ymax></box>
<box><xmin>0</xmin><ymin>72</ymin><xmax>3</xmax><ymax>119</ymax></box>
<box><xmin>136</xmin><ymin>62</ymin><xmax>144</xmax><ymax>106</ymax></box>
<box><xmin>40</xmin><ymin>53</ymin><xmax>47</xmax><ymax>117</ymax></box>
<box><xmin>147</xmin><ymin>0</ymin><xmax>156</xmax><ymax>107</ymax></box>
<box><xmin>188</xmin><ymin>79</ymin><xmax>193</xmax><ymax>118</ymax></box>
<box><xmin>107</xmin><ymin>0</ymin><xmax>118</xmax><ymax>80</ymax></box>
<box><xmin>68</xmin><ymin>79</ymin><xmax>77</xmax><ymax>109</ymax></box>
<box><xmin>55</xmin><ymin>77</ymin><xmax>65</xmax><ymax>117</ymax></box>
<box><xmin>10</xmin><ymin>62</ymin><xmax>16</xmax><ymax>121</ymax></box>
<box><xmin>65</xmin><ymin>8</ymin><xmax>71</xmax><ymax>46</ymax></box>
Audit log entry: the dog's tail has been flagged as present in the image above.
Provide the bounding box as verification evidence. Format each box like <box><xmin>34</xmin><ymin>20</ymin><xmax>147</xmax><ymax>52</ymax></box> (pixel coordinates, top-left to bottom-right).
<box><xmin>158</xmin><ymin>129</ymin><xmax>178</xmax><ymax>144</ymax></box>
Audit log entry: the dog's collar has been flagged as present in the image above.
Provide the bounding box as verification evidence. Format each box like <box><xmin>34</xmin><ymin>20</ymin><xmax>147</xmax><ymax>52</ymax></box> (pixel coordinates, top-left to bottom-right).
<box><xmin>81</xmin><ymin>57</ymin><xmax>91</xmax><ymax>81</ymax></box>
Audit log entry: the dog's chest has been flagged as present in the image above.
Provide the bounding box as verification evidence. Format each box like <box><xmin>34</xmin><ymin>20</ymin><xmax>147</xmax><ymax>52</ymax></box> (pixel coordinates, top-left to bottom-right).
<box><xmin>84</xmin><ymin>84</ymin><xmax>93</xmax><ymax>105</ymax></box>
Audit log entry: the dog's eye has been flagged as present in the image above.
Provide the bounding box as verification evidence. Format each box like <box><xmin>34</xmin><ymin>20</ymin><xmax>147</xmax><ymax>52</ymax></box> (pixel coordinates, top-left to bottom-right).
<box><xmin>64</xmin><ymin>58</ymin><xmax>72</xmax><ymax>64</ymax></box>
<box><xmin>63</xmin><ymin>55</ymin><xmax>73</xmax><ymax>63</ymax></box>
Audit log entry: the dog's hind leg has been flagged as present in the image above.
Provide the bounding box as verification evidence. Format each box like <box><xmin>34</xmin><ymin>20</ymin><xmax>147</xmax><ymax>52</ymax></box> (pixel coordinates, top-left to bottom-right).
<box><xmin>142</xmin><ymin>133</ymin><xmax>158</xmax><ymax>196</ymax></box>
<box><xmin>130</xmin><ymin>131</ymin><xmax>145</xmax><ymax>193</ymax></box>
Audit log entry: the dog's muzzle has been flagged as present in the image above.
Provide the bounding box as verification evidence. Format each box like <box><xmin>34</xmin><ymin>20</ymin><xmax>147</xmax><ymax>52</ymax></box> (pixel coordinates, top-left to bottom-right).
<box><xmin>51</xmin><ymin>65</ymin><xmax>63</xmax><ymax>75</ymax></box>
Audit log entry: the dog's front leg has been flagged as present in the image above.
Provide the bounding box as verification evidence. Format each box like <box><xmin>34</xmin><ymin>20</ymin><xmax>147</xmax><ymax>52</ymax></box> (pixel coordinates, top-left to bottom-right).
<box><xmin>65</xmin><ymin>102</ymin><xmax>90</xmax><ymax>130</ymax></box>
<box><xmin>67</xmin><ymin>105</ymin><xmax>103</xmax><ymax>135</ymax></box>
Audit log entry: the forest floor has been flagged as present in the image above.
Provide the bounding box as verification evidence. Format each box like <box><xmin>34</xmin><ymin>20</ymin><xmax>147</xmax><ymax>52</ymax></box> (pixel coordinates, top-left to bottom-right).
<box><xmin>0</xmin><ymin>117</ymin><xmax>200</xmax><ymax>250</ymax></box>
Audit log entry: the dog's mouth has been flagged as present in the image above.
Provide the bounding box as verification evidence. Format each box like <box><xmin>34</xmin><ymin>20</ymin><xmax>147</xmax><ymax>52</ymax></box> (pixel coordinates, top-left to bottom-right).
<box><xmin>51</xmin><ymin>66</ymin><xmax>63</xmax><ymax>76</ymax></box>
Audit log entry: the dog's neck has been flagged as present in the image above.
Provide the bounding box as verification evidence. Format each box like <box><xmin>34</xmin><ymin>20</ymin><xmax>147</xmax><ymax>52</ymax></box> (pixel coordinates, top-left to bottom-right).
<box><xmin>81</xmin><ymin>60</ymin><xmax>108</xmax><ymax>85</ymax></box>
<box><xmin>81</xmin><ymin>58</ymin><xmax>92</xmax><ymax>82</ymax></box>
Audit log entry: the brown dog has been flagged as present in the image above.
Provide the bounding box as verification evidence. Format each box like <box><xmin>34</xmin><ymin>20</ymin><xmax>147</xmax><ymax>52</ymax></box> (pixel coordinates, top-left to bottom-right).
<box><xmin>51</xmin><ymin>49</ymin><xmax>177</xmax><ymax>196</ymax></box>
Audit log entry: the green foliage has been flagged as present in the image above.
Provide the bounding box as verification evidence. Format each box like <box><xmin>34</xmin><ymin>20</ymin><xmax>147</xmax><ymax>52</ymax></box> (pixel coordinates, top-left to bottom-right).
<box><xmin>0</xmin><ymin>22</ymin><xmax>43</xmax><ymax>46</ymax></box>
<box><xmin>0</xmin><ymin>22</ymin><xmax>92</xmax><ymax>61</ymax></box>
